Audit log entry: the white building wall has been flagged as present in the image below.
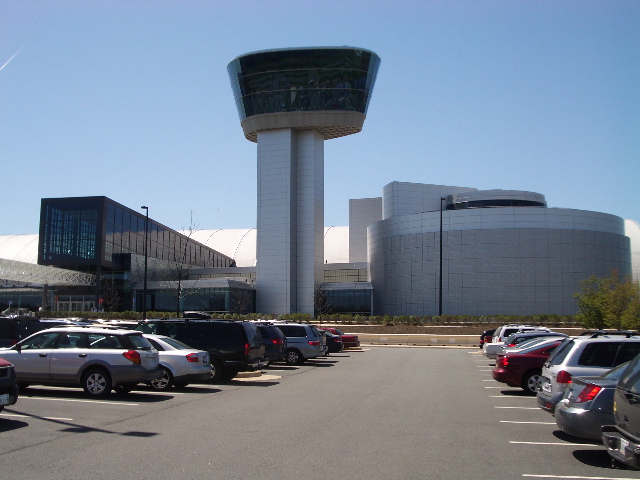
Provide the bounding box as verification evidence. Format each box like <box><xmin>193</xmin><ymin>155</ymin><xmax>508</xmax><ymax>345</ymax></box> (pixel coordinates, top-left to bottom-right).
<box><xmin>626</xmin><ymin>219</ymin><xmax>640</xmax><ymax>283</ymax></box>
<box><xmin>349</xmin><ymin>197</ymin><xmax>382</xmax><ymax>263</ymax></box>
<box><xmin>382</xmin><ymin>182</ymin><xmax>475</xmax><ymax>219</ymax></box>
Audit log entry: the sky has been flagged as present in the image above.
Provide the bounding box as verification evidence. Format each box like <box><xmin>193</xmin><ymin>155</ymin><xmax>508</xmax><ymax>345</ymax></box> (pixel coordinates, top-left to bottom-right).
<box><xmin>1</xmin><ymin>0</ymin><xmax>638</xmax><ymax>235</ymax></box>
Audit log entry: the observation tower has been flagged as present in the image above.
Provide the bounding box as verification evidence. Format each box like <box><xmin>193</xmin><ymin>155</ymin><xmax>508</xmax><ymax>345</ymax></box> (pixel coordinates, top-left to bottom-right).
<box><xmin>228</xmin><ymin>47</ymin><xmax>380</xmax><ymax>314</ymax></box>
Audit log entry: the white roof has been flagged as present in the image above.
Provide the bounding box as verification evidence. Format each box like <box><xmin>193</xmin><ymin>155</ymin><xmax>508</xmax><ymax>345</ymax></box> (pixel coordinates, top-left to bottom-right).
<box><xmin>0</xmin><ymin>227</ymin><xmax>350</xmax><ymax>268</ymax></box>
<box><xmin>0</xmin><ymin>234</ymin><xmax>39</xmax><ymax>263</ymax></box>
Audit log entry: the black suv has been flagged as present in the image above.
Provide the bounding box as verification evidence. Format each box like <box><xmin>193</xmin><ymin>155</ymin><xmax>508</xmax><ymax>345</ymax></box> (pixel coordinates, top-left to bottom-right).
<box><xmin>0</xmin><ymin>357</ymin><xmax>19</xmax><ymax>413</ymax></box>
<box><xmin>255</xmin><ymin>323</ymin><xmax>286</xmax><ymax>364</ymax></box>
<box><xmin>135</xmin><ymin>320</ymin><xmax>265</xmax><ymax>381</ymax></box>
<box><xmin>0</xmin><ymin>316</ymin><xmax>44</xmax><ymax>348</ymax></box>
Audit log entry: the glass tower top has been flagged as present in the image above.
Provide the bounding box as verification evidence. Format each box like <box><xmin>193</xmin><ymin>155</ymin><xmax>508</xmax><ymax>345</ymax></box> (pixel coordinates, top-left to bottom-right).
<box><xmin>228</xmin><ymin>47</ymin><xmax>380</xmax><ymax>141</ymax></box>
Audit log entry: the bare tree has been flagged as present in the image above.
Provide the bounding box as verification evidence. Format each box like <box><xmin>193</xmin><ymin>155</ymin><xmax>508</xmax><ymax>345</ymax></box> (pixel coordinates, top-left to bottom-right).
<box><xmin>100</xmin><ymin>276</ymin><xmax>121</xmax><ymax>317</ymax></box>
<box><xmin>161</xmin><ymin>212</ymin><xmax>202</xmax><ymax>317</ymax></box>
<box><xmin>229</xmin><ymin>287</ymin><xmax>254</xmax><ymax>315</ymax></box>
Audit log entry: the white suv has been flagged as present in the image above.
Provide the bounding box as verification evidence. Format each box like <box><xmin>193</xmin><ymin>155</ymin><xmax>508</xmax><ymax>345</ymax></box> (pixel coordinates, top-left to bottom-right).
<box><xmin>537</xmin><ymin>333</ymin><xmax>640</xmax><ymax>414</ymax></box>
<box><xmin>0</xmin><ymin>326</ymin><xmax>162</xmax><ymax>398</ymax></box>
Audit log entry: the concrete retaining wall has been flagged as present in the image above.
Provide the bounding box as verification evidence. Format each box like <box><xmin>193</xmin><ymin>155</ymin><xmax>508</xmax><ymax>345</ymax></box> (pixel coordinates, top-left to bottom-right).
<box><xmin>358</xmin><ymin>333</ymin><xmax>478</xmax><ymax>347</ymax></box>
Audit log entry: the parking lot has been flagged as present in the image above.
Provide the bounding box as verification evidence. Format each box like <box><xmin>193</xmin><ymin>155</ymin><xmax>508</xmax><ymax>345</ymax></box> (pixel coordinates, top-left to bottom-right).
<box><xmin>3</xmin><ymin>346</ymin><xmax>640</xmax><ymax>480</ymax></box>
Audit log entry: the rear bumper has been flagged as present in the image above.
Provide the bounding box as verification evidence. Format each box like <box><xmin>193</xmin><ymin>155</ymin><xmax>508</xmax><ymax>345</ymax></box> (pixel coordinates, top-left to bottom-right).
<box><xmin>536</xmin><ymin>390</ymin><xmax>562</xmax><ymax>414</ymax></box>
<box><xmin>0</xmin><ymin>383</ymin><xmax>19</xmax><ymax>407</ymax></box>
<box><xmin>555</xmin><ymin>402</ymin><xmax>611</xmax><ymax>441</ymax></box>
<box><xmin>603</xmin><ymin>425</ymin><xmax>640</xmax><ymax>469</ymax></box>
<box><xmin>111</xmin><ymin>366</ymin><xmax>163</xmax><ymax>385</ymax></box>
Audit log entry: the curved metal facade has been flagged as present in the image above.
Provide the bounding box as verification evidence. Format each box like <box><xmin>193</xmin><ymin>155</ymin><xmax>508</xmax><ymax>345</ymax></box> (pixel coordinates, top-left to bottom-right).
<box><xmin>368</xmin><ymin>207</ymin><xmax>631</xmax><ymax>316</ymax></box>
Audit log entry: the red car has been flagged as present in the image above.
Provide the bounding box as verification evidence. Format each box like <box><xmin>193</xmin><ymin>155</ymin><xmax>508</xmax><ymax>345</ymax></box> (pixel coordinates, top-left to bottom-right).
<box><xmin>325</xmin><ymin>328</ymin><xmax>360</xmax><ymax>348</ymax></box>
<box><xmin>0</xmin><ymin>357</ymin><xmax>19</xmax><ymax>413</ymax></box>
<box><xmin>492</xmin><ymin>339</ymin><xmax>562</xmax><ymax>395</ymax></box>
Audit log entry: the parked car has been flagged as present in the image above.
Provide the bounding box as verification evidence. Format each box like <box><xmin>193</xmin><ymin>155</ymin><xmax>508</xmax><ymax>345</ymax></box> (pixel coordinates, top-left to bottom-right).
<box><xmin>492</xmin><ymin>338</ymin><xmax>564</xmax><ymax>394</ymax></box>
<box><xmin>320</xmin><ymin>329</ymin><xmax>344</xmax><ymax>353</ymax></box>
<box><xmin>483</xmin><ymin>325</ymin><xmax>551</xmax><ymax>359</ymax></box>
<box><xmin>537</xmin><ymin>333</ymin><xmax>640</xmax><ymax>414</ymax></box>
<box><xmin>555</xmin><ymin>361</ymin><xmax>630</xmax><ymax>441</ymax></box>
<box><xmin>255</xmin><ymin>323</ymin><xmax>287</xmax><ymax>365</ymax></box>
<box><xmin>324</xmin><ymin>327</ymin><xmax>360</xmax><ymax>348</ymax></box>
<box><xmin>603</xmin><ymin>354</ymin><xmax>640</xmax><ymax>469</ymax></box>
<box><xmin>272</xmin><ymin>323</ymin><xmax>325</xmax><ymax>365</ymax></box>
<box><xmin>0</xmin><ymin>357</ymin><xmax>19</xmax><ymax>413</ymax></box>
<box><xmin>479</xmin><ymin>328</ymin><xmax>496</xmax><ymax>349</ymax></box>
<box><xmin>135</xmin><ymin>319</ymin><xmax>265</xmax><ymax>381</ymax></box>
<box><xmin>142</xmin><ymin>334</ymin><xmax>212</xmax><ymax>390</ymax></box>
<box><xmin>0</xmin><ymin>316</ymin><xmax>46</xmax><ymax>347</ymax></box>
<box><xmin>0</xmin><ymin>326</ymin><xmax>162</xmax><ymax>398</ymax></box>
<box><xmin>502</xmin><ymin>331</ymin><xmax>567</xmax><ymax>349</ymax></box>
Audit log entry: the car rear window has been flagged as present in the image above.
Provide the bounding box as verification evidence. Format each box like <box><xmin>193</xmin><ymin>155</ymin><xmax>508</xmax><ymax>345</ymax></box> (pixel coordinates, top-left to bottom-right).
<box><xmin>277</xmin><ymin>325</ymin><xmax>307</xmax><ymax>337</ymax></box>
<box><xmin>577</xmin><ymin>342</ymin><xmax>621</xmax><ymax>368</ymax></box>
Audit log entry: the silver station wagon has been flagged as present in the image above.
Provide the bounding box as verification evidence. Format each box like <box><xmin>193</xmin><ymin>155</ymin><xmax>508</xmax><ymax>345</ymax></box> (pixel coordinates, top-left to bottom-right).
<box><xmin>0</xmin><ymin>326</ymin><xmax>162</xmax><ymax>398</ymax></box>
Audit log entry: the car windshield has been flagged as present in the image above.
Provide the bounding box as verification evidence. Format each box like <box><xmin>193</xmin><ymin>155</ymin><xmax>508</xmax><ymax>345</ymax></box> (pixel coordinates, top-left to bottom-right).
<box><xmin>602</xmin><ymin>361</ymin><xmax>631</xmax><ymax>380</ymax></box>
<box><xmin>517</xmin><ymin>339</ymin><xmax>561</xmax><ymax>355</ymax></box>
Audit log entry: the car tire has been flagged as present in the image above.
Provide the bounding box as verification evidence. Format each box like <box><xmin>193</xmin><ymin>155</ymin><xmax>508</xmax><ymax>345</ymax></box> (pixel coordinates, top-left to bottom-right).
<box><xmin>113</xmin><ymin>384</ymin><xmax>136</xmax><ymax>394</ymax></box>
<box><xmin>210</xmin><ymin>359</ymin><xmax>224</xmax><ymax>382</ymax></box>
<box><xmin>285</xmin><ymin>349</ymin><xmax>304</xmax><ymax>365</ymax></box>
<box><xmin>82</xmin><ymin>368</ymin><xmax>112</xmax><ymax>398</ymax></box>
<box><xmin>150</xmin><ymin>367</ymin><xmax>173</xmax><ymax>391</ymax></box>
<box><xmin>523</xmin><ymin>370</ymin><xmax>542</xmax><ymax>395</ymax></box>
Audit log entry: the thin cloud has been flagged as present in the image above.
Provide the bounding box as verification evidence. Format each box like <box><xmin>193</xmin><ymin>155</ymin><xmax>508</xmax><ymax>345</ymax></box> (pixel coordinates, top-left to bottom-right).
<box><xmin>0</xmin><ymin>48</ymin><xmax>22</xmax><ymax>72</ymax></box>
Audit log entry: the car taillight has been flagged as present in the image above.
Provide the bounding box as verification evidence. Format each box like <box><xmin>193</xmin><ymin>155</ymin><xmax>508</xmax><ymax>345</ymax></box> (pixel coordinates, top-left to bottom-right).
<box><xmin>122</xmin><ymin>350</ymin><xmax>141</xmax><ymax>364</ymax></box>
<box><xmin>308</xmin><ymin>340</ymin><xmax>320</xmax><ymax>347</ymax></box>
<box><xmin>507</xmin><ymin>343</ymin><xmax>516</xmax><ymax>347</ymax></box>
<box><xmin>271</xmin><ymin>338</ymin><xmax>284</xmax><ymax>345</ymax></box>
<box><xmin>244</xmin><ymin>342</ymin><xmax>250</xmax><ymax>356</ymax></box>
<box><xmin>497</xmin><ymin>356</ymin><xmax>509</xmax><ymax>367</ymax></box>
<box><xmin>185</xmin><ymin>353</ymin><xmax>199</xmax><ymax>363</ymax></box>
<box><xmin>575</xmin><ymin>383</ymin><xmax>602</xmax><ymax>403</ymax></box>
<box><xmin>556</xmin><ymin>370</ymin><xmax>572</xmax><ymax>384</ymax></box>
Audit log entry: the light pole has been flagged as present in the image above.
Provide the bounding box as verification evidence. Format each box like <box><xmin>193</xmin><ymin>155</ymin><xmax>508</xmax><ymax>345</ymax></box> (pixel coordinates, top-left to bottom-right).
<box><xmin>141</xmin><ymin>206</ymin><xmax>149</xmax><ymax>320</ymax></box>
<box><xmin>439</xmin><ymin>197</ymin><xmax>445</xmax><ymax>316</ymax></box>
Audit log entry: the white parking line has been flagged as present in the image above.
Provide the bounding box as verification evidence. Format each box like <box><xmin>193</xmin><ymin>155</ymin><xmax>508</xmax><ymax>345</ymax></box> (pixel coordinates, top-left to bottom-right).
<box><xmin>20</xmin><ymin>397</ymin><xmax>139</xmax><ymax>406</ymax></box>
<box><xmin>495</xmin><ymin>406</ymin><xmax>541</xmax><ymax>410</ymax></box>
<box><xmin>500</xmin><ymin>420</ymin><xmax>556</xmax><ymax>425</ymax></box>
<box><xmin>490</xmin><ymin>395</ymin><xmax>535</xmax><ymax>398</ymax></box>
<box><xmin>523</xmin><ymin>475</ymin><xmax>640</xmax><ymax>479</ymax></box>
<box><xmin>510</xmin><ymin>441</ymin><xmax>601</xmax><ymax>447</ymax></box>
<box><xmin>0</xmin><ymin>413</ymin><xmax>73</xmax><ymax>421</ymax></box>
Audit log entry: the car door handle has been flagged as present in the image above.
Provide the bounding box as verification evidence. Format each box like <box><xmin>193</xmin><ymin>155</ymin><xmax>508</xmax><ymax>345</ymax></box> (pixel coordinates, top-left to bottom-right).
<box><xmin>79</xmin><ymin>353</ymin><xmax>87</xmax><ymax>358</ymax></box>
<box><xmin>39</xmin><ymin>353</ymin><xmax>47</xmax><ymax>357</ymax></box>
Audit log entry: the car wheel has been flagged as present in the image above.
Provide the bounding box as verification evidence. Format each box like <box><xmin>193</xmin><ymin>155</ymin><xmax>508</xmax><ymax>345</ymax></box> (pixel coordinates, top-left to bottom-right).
<box><xmin>82</xmin><ymin>368</ymin><xmax>112</xmax><ymax>398</ymax></box>
<box><xmin>523</xmin><ymin>370</ymin><xmax>542</xmax><ymax>395</ymax></box>
<box><xmin>285</xmin><ymin>349</ymin><xmax>303</xmax><ymax>365</ymax></box>
<box><xmin>113</xmin><ymin>384</ymin><xmax>136</xmax><ymax>394</ymax></box>
<box><xmin>150</xmin><ymin>367</ymin><xmax>173</xmax><ymax>391</ymax></box>
<box><xmin>210</xmin><ymin>359</ymin><xmax>224</xmax><ymax>382</ymax></box>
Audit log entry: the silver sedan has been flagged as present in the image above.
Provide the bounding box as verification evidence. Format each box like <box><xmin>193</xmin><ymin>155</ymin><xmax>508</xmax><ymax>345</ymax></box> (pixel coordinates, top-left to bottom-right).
<box><xmin>142</xmin><ymin>334</ymin><xmax>212</xmax><ymax>390</ymax></box>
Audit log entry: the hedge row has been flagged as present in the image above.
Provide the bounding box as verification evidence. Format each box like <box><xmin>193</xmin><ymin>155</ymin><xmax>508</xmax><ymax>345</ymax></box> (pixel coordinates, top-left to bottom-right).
<box><xmin>34</xmin><ymin>310</ymin><xmax>579</xmax><ymax>326</ymax></box>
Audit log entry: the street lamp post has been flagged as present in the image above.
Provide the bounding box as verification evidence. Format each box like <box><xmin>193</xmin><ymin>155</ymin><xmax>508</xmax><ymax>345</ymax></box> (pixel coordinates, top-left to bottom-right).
<box><xmin>141</xmin><ymin>206</ymin><xmax>149</xmax><ymax>320</ymax></box>
<box><xmin>439</xmin><ymin>197</ymin><xmax>445</xmax><ymax>316</ymax></box>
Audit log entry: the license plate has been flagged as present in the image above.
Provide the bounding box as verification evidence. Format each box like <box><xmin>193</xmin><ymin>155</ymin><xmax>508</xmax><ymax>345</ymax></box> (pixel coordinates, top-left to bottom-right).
<box><xmin>620</xmin><ymin>437</ymin><xmax>629</xmax><ymax>455</ymax></box>
<box><xmin>0</xmin><ymin>393</ymin><xmax>10</xmax><ymax>406</ymax></box>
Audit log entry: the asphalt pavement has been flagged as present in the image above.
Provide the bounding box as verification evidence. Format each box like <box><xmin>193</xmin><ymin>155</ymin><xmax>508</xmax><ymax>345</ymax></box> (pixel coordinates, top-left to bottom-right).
<box><xmin>2</xmin><ymin>347</ymin><xmax>640</xmax><ymax>479</ymax></box>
